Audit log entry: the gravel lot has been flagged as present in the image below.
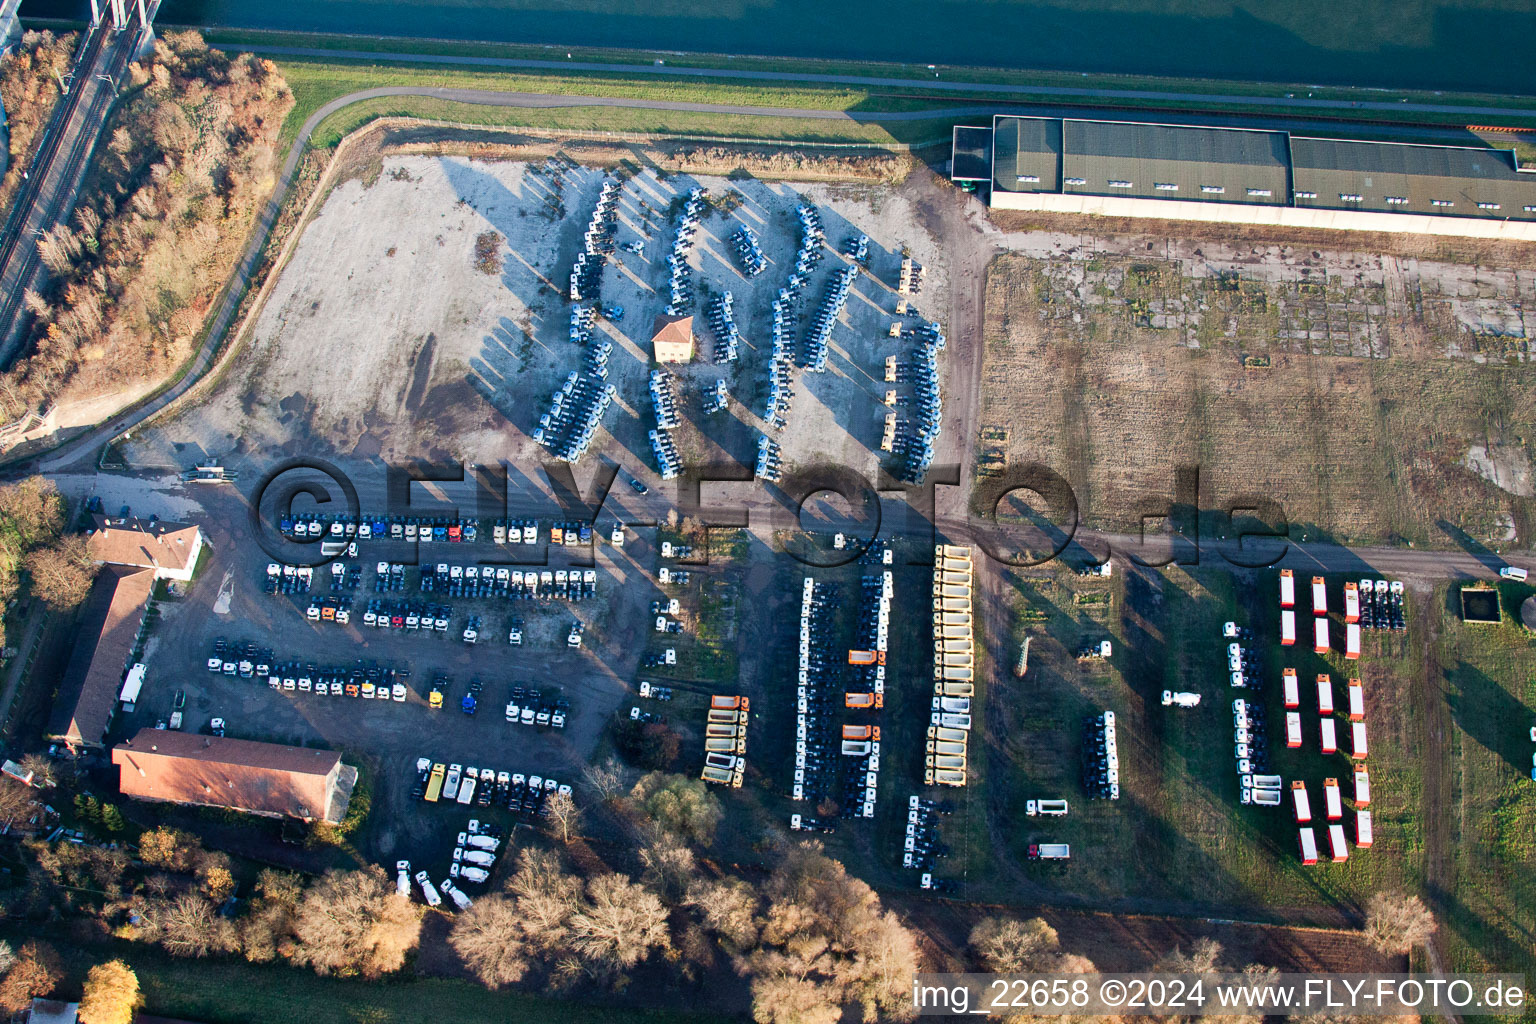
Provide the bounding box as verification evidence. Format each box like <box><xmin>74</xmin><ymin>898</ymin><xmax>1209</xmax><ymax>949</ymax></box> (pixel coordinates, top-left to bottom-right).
<box><xmin>126</xmin><ymin>156</ymin><xmax>953</xmax><ymax>487</ymax></box>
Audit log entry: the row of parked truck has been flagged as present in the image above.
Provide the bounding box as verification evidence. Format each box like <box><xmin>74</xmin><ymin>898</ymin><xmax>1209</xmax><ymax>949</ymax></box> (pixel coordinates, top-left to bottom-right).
<box><xmin>206</xmin><ymin>642</ymin><xmax>412</xmax><ymax>699</ymax></box>
<box><xmin>1279</xmin><ymin>573</ymin><xmax>1404</xmax><ymax>654</ymax></box>
<box><xmin>708</xmin><ymin>291</ymin><xmax>740</xmax><ymax>363</ymax></box>
<box><xmin>927</xmin><ymin>546</ymin><xmax>974</xmax><ymax>788</ymax></box>
<box><xmin>421</xmin><ymin>564</ymin><xmax>599</xmax><ymax>602</ymax></box>
<box><xmin>568</xmin><ymin>178</ymin><xmax>620</xmax><ymax>303</ymax></box>
<box><xmin>397</xmin><ymin>819</ymin><xmax>506</xmax><ymax>909</ymax></box>
<box><xmin>281</xmin><ymin>514</ymin><xmax>477</xmax><ymax>544</ymax></box>
<box><xmin>701</xmin><ymin>695</ymin><xmax>749</xmax><ymax>787</ymax></box>
<box><xmin>794</xmin><ymin>578</ymin><xmax>849</xmax><ymax>806</ymax></box>
<box><xmin>415</xmin><ymin>758</ymin><xmax>570</xmax><ymax>813</ymax></box>
<box><xmin>1232</xmin><ymin>698</ymin><xmax>1273</xmax><ymax>801</ymax></box>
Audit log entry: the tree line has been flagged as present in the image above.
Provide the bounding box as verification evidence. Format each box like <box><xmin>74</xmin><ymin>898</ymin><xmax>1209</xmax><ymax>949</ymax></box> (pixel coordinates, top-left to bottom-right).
<box><xmin>1</xmin><ymin>764</ymin><xmax>1438</xmax><ymax>1022</ymax></box>
<box><xmin>1</xmin><ymin>31</ymin><xmax>293</xmax><ymax>424</ymax></box>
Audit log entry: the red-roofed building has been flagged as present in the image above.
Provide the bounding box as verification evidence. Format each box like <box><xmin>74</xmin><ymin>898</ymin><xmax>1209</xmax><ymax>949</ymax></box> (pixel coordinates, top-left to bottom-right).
<box><xmin>112</xmin><ymin>729</ymin><xmax>355</xmax><ymax>823</ymax></box>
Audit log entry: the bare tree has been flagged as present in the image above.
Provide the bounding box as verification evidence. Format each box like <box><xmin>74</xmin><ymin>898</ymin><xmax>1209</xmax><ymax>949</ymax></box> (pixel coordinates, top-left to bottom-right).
<box><xmin>0</xmin><ymin>778</ymin><xmax>34</xmax><ymax>827</ymax></box>
<box><xmin>544</xmin><ymin>789</ymin><xmax>583</xmax><ymax>845</ymax></box>
<box><xmin>0</xmin><ymin>941</ymin><xmax>61</xmax><ymax>1015</ymax></box>
<box><xmin>25</xmin><ymin>534</ymin><xmax>96</xmax><ymax>610</ymax></box>
<box><xmin>238</xmin><ymin>869</ymin><xmax>303</xmax><ymax>963</ymax></box>
<box><xmin>288</xmin><ymin>867</ymin><xmax>422</xmax><ymax>978</ymax></box>
<box><xmin>969</xmin><ymin>916</ymin><xmax>1060</xmax><ymax>972</ymax></box>
<box><xmin>568</xmin><ymin>872</ymin><xmax>670</xmax><ymax>977</ymax></box>
<box><xmin>449</xmin><ymin>895</ymin><xmax>535</xmax><ymax>988</ymax></box>
<box><xmin>451</xmin><ymin>848</ymin><xmax>583</xmax><ymax>990</ymax></box>
<box><xmin>740</xmin><ymin>842</ymin><xmax>921</xmax><ymax>1024</ymax></box>
<box><xmin>687</xmin><ymin>876</ymin><xmax>760</xmax><ymax>952</ymax></box>
<box><xmin>77</xmin><ymin>959</ymin><xmax>140</xmax><ymax>1024</ymax></box>
<box><xmin>159</xmin><ymin>891</ymin><xmax>238</xmax><ymax>957</ymax></box>
<box><xmin>1365</xmin><ymin>892</ymin><xmax>1436</xmax><ymax>953</ymax></box>
<box><xmin>639</xmin><ymin>830</ymin><xmax>697</xmax><ymax>905</ymax></box>
<box><xmin>1155</xmin><ymin>937</ymin><xmax>1224</xmax><ymax>974</ymax></box>
<box><xmin>16</xmin><ymin>753</ymin><xmax>52</xmax><ymax>788</ymax></box>
<box><xmin>582</xmin><ymin>756</ymin><xmax>631</xmax><ymax>802</ymax></box>
<box><xmin>749</xmin><ymin>971</ymin><xmax>843</xmax><ymax>1024</ymax></box>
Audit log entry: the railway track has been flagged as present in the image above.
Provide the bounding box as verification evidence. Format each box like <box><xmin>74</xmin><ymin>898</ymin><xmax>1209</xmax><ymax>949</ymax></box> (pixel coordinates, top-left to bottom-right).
<box><xmin>0</xmin><ymin>15</ymin><xmax>141</xmax><ymax>368</ymax></box>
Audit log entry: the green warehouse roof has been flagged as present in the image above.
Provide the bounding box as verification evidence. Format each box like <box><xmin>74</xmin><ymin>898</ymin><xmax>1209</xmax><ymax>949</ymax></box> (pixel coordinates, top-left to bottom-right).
<box><xmin>991</xmin><ymin>115</ymin><xmax>1062</xmax><ymax>195</ymax></box>
<box><xmin>970</xmin><ymin>114</ymin><xmax>1536</xmax><ymax>223</ymax></box>
<box><xmin>1061</xmin><ymin>120</ymin><xmax>1290</xmax><ymax>205</ymax></box>
<box><xmin>1289</xmin><ymin>137</ymin><xmax>1536</xmax><ymax>219</ymax></box>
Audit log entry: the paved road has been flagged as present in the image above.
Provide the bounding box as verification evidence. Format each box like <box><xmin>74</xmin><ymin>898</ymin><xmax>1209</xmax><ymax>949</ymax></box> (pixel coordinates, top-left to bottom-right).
<box><xmin>0</xmin><ymin>20</ymin><xmax>143</xmax><ymax>367</ymax></box>
<box><xmin>244</xmin><ymin>44</ymin><xmax>1536</xmax><ymax>123</ymax></box>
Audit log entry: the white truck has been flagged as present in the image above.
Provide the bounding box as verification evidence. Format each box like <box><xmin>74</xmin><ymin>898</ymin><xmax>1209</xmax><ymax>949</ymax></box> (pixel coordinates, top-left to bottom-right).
<box><xmin>414</xmin><ymin>870</ymin><xmax>442</xmax><ymax>908</ymax></box>
<box><xmin>455</xmin><ymin>848</ymin><xmax>496</xmax><ymax>868</ymax></box>
<box><xmin>440</xmin><ymin>878</ymin><xmax>473</xmax><ymax>910</ymax></box>
<box><xmin>455</xmin><ymin>864</ymin><xmax>490</xmax><ymax>884</ymax></box>
<box><xmin>395</xmin><ymin>860</ymin><xmax>411</xmax><ymax>899</ymax></box>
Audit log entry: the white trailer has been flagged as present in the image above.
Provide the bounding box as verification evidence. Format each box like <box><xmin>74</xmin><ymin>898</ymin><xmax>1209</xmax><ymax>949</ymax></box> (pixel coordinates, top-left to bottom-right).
<box><xmin>1327</xmin><ymin>823</ymin><xmax>1348</xmax><ymax>862</ymax></box>
<box><xmin>1323</xmin><ymin>778</ymin><xmax>1343</xmax><ymax>820</ymax></box>
<box><xmin>1283</xmin><ymin>668</ymin><xmax>1299</xmax><ymax>708</ymax></box>
<box><xmin>1280</xmin><ymin>609</ymin><xmax>1296</xmax><ymax>646</ymax></box>
<box><xmin>1355</xmin><ymin>811</ymin><xmax>1374</xmax><ymax>848</ymax></box>
<box><xmin>1030</xmin><ymin>843</ymin><xmax>1070</xmax><ymax>860</ymax></box>
<box><xmin>1353</xmin><ymin>766</ymin><xmax>1371</xmax><ymax>807</ymax></box>
<box><xmin>1251</xmin><ymin>787</ymin><xmax>1283</xmax><ymax>807</ymax></box>
<box><xmin>1345</xmin><ymin>622</ymin><xmax>1361</xmax><ymax>660</ymax></box>
<box><xmin>1320</xmin><ymin>718</ymin><xmax>1338</xmax><ymax>754</ymax></box>
<box><xmin>1344</xmin><ymin>581</ymin><xmax>1360</xmax><ymax>623</ymax></box>
<box><xmin>1314</xmin><ymin>617</ymin><xmax>1330</xmax><ymax>654</ymax></box>
<box><xmin>1347</xmin><ymin>680</ymin><xmax>1365</xmax><ymax>721</ymax></box>
<box><xmin>1027</xmin><ymin>799</ymin><xmax>1069</xmax><ymax>816</ymax></box>
<box><xmin>1291</xmin><ymin>781</ymin><xmax>1312</xmax><ymax>823</ymax></box>
<box><xmin>1298</xmin><ymin>827</ymin><xmax>1318</xmax><ymax>865</ymax></box>
<box><xmin>1351</xmin><ymin>721</ymin><xmax>1369</xmax><ymax>760</ymax></box>
<box><xmin>1286</xmin><ymin>712</ymin><xmax>1303</xmax><ymax>748</ymax></box>
<box><xmin>1280</xmin><ymin>569</ymin><xmax>1295</xmax><ymax>608</ymax></box>
<box><xmin>1317</xmin><ymin>675</ymin><xmax>1334</xmax><ymax>715</ymax></box>
<box><xmin>1311</xmin><ymin>576</ymin><xmax>1328</xmax><ymax>616</ymax></box>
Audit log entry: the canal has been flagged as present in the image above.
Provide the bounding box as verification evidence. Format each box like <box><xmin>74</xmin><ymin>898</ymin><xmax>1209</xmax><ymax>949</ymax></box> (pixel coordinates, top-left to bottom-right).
<box><xmin>21</xmin><ymin>0</ymin><xmax>1536</xmax><ymax>96</ymax></box>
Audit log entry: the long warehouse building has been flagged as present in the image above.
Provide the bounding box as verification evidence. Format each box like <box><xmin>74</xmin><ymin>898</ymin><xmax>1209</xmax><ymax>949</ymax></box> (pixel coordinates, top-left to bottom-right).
<box><xmin>952</xmin><ymin>116</ymin><xmax>1536</xmax><ymax>240</ymax></box>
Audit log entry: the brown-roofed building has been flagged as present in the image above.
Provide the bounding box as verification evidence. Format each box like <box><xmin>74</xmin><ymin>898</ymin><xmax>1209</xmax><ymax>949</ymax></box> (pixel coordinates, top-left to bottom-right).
<box><xmin>46</xmin><ymin>566</ymin><xmax>155</xmax><ymax>751</ymax></box>
<box><xmin>651</xmin><ymin>314</ymin><xmax>695</xmax><ymax>363</ymax></box>
<box><xmin>112</xmin><ymin>729</ymin><xmax>356</xmax><ymax>823</ymax></box>
<box><xmin>86</xmin><ymin>515</ymin><xmax>204</xmax><ymax>582</ymax></box>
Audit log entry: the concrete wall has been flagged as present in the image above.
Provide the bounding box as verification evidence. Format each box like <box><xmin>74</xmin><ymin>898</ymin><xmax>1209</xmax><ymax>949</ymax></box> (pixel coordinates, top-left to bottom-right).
<box><xmin>990</xmin><ymin>190</ymin><xmax>1536</xmax><ymax>242</ymax></box>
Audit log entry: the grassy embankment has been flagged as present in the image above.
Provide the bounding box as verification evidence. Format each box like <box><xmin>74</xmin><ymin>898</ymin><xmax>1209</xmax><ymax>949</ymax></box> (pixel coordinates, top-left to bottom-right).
<box><xmin>179</xmin><ymin>30</ymin><xmax>1536</xmax><ymax>161</ymax></box>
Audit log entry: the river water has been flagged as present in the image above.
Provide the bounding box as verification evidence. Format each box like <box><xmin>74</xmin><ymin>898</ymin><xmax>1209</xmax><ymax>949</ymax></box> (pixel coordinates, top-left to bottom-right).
<box><xmin>21</xmin><ymin>0</ymin><xmax>1536</xmax><ymax>95</ymax></box>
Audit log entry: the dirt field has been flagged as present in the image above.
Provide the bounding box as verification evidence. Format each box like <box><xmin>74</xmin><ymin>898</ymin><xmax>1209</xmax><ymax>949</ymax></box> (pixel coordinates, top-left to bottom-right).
<box><xmin>975</xmin><ymin>252</ymin><xmax>1536</xmax><ymax>546</ymax></box>
<box><xmin>124</xmin><ymin>152</ymin><xmax>953</xmax><ymax>492</ymax></box>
